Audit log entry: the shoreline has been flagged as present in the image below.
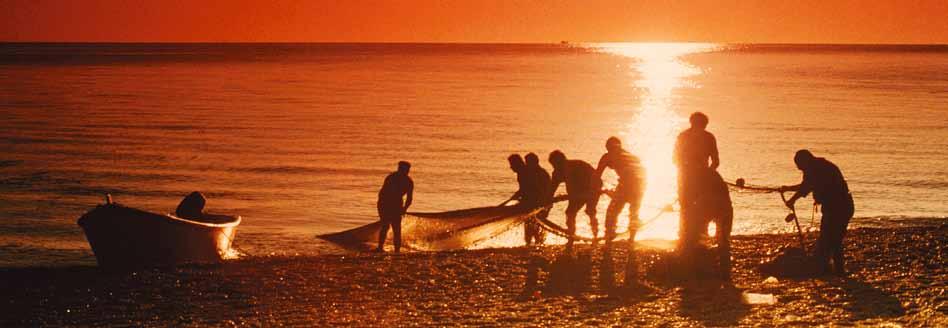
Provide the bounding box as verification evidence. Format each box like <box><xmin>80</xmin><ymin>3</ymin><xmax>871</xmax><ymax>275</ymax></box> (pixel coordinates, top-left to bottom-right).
<box><xmin>2</xmin><ymin>224</ymin><xmax>945</xmax><ymax>326</ymax></box>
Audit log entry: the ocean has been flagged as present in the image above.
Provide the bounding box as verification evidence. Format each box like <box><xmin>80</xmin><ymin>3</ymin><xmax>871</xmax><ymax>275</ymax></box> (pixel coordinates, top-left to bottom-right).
<box><xmin>1</xmin><ymin>43</ymin><xmax>946</xmax><ymax>267</ymax></box>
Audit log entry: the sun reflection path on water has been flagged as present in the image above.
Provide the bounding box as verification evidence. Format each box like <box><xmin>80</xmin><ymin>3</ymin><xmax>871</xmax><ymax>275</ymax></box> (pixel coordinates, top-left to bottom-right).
<box><xmin>592</xmin><ymin>43</ymin><xmax>720</xmax><ymax>242</ymax></box>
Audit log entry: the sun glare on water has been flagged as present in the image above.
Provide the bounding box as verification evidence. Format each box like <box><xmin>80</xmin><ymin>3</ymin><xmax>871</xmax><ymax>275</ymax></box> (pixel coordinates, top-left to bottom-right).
<box><xmin>592</xmin><ymin>43</ymin><xmax>718</xmax><ymax>242</ymax></box>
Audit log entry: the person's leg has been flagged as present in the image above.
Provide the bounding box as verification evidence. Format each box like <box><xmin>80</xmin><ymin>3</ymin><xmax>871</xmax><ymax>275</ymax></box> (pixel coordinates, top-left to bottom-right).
<box><xmin>820</xmin><ymin>220</ymin><xmax>846</xmax><ymax>275</ymax></box>
<box><xmin>813</xmin><ymin>215</ymin><xmax>834</xmax><ymax>274</ymax></box>
<box><xmin>604</xmin><ymin>199</ymin><xmax>623</xmax><ymax>249</ymax></box>
<box><xmin>586</xmin><ymin>193</ymin><xmax>601</xmax><ymax>244</ymax></box>
<box><xmin>822</xmin><ymin>199</ymin><xmax>853</xmax><ymax>275</ymax></box>
<box><xmin>523</xmin><ymin>220</ymin><xmax>533</xmax><ymax>246</ymax></box>
<box><xmin>536</xmin><ymin>208</ymin><xmax>549</xmax><ymax>245</ymax></box>
<box><xmin>715</xmin><ymin>205</ymin><xmax>734</xmax><ymax>279</ymax></box>
<box><xmin>565</xmin><ymin>200</ymin><xmax>581</xmax><ymax>249</ymax></box>
<box><xmin>624</xmin><ymin>193</ymin><xmax>642</xmax><ymax>286</ymax></box>
<box><xmin>377</xmin><ymin>219</ymin><xmax>390</xmax><ymax>252</ymax></box>
<box><xmin>832</xmin><ymin>242</ymin><xmax>845</xmax><ymax>275</ymax></box>
<box><xmin>392</xmin><ymin>215</ymin><xmax>402</xmax><ymax>253</ymax></box>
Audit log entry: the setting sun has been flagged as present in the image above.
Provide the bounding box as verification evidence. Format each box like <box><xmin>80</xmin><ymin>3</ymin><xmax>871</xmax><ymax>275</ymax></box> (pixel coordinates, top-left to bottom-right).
<box><xmin>594</xmin><ymin>43</ymin><xmax>719</xmax><ymax>241</ymax></box>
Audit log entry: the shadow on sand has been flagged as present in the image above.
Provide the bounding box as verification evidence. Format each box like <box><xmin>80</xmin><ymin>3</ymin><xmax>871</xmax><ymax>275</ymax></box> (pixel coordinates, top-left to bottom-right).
<box><xmin>678</xmin><ymin>282</ymin><xmax>750</xmax><ymax>326</ymax></box>
<box><xmin>815</xmin><ymin>277</ymin><xmax>906</xmax><ymax>321</ymax></box>
<box><xmin>0</xmin><ymin>262</ymin><xmax>254</xmax><ymax>326</ymax></box>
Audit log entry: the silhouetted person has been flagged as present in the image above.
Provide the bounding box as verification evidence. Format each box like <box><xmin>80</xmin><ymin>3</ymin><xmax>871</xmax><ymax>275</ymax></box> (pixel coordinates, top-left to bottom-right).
<box><xmin>501</xmin><ymin>154</ymin><xmax>529</xmax><ymax>206</ymax></box>
<box><xmin>500</xmin><ymin>154</ymin><xmax>546</xmax><ymax>245</ymax></box>
<box><xmin>175</xmin><ymin>191</ymin><xmax>206</xmax><ymax>219</ymax></box>
<box><xmin>781</xmin><ymin>150</ymin><xmax>854</xmax><ymax>275</ymax></box>
<box><xmin>377</xmin><ymin>161</ymin><xmax>414</xmax><ymax>253</ymax></box>
<box><xmin>595</xmin><ymin>137</ymin><xmax>646</xmax><ymax>248</ymax></box>
<box><xmin>674</xmin><ymin>112</ymin><xmax>720</xmax><ymax>249</ymax></box>
<box><xmin>549</xmin><ymin>150</ymin><xmax>602</xmax><ymax>250</ymax></box>
<box><xmin>526</xmin><ymin>153</ymin><xmax>552</xmax><ymax>245</ymax></box>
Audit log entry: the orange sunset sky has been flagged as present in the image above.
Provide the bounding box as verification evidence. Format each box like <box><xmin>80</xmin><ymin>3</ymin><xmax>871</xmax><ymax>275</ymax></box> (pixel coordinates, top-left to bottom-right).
<box><xmin>2</xmin><ymin>0</ymin><xmax>947</xmax><ymax>44</ymax></box>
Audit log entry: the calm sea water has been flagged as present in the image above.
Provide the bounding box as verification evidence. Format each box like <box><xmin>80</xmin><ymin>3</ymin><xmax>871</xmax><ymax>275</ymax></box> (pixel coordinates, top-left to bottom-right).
<box><xmin>1</xmin><ymin>43</ymin><xmax>946</xmax><ymax>266</ymax></box>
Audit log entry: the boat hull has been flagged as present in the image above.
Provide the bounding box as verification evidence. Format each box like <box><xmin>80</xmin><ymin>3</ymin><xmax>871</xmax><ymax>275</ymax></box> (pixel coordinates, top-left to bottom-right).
<box><xmin>78</xmin><ymin>204</ymin><xmax>240</xmax><ymax>268</ymax></box>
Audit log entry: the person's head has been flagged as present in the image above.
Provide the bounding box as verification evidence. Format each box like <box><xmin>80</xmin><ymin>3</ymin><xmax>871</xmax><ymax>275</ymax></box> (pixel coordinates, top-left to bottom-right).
<box><xmin>605</xmin><ymin>136</ymin><xmax>622</xmax><ymax>153</ymax></box>
<box><xmin>507</xmin><ymin>154</ymin><xmax>525</xmax><ymax>172</ymax></box>
<box><xmin>524</xmin><ymin>153</ymin><xmax>540</xmax><ymax>166</ymax></box>
<box><xmin>397</xmin><ymin>161</ymin><xmax>411</xmax><ymax>175</ymax></box>
<box><xmin>689</xmin><ymin>112</ymin><xmax>709</xmax><ymax>130</ymax></box>
<box><xmin>548</xmin><ymin>150</ymin><xmax>566</xmax><ymax>168</ymax></box>
<box><xmin>793</xmin><ymin>149</ymin><xmax>814</xmax><ymax>171</ymax></box>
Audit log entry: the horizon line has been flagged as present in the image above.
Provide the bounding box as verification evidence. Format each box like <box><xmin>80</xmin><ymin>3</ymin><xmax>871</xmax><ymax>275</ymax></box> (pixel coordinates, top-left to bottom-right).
<box><xmin>2</xmin><ymin>41</ymin><xmax>948</xmax><ymax>47</ymax></box>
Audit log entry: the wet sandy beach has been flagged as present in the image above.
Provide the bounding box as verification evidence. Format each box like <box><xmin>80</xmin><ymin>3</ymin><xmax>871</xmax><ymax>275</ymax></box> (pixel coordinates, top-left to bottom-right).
<box><xmin>2</xmin><ymin>224</ymin><xmax>945</xmax><ymax>327</ymax></box>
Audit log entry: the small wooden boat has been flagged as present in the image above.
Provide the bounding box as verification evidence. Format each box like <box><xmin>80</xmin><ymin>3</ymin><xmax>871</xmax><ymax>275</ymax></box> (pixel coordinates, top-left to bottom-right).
<box><xmin>77</xmin><ymin>201</ymin><xmax>241</xmax><ymax>268</ymax></box>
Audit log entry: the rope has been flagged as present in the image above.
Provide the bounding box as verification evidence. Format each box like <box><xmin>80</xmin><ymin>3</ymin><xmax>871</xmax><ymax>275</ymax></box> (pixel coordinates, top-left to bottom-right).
<box><xmin>531</xmin><ymin>199</ymin><xmax>678</xmax><ymax>242</ymax></box>
<box><xmin>724</xmin><ymin>178</ymin><xmax>783</xmax><ymax>193</ymax></box>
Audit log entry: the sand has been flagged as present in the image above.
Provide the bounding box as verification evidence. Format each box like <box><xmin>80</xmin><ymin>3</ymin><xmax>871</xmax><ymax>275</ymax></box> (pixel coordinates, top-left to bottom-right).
<box><xmin>1</xmin><ymin>223</ymin><xmax>945</xmax><ymax>327</ymax></box>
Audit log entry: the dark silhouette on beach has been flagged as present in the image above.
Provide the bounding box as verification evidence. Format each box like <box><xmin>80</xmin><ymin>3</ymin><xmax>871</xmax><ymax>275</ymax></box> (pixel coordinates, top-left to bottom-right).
<box><xmin>595</xmin><ymin>137</ymin><xmax>646</xmax><ymax>285</ymax></box>
<box><xmin>500</xmin><ymin>153</ymin><xmax>549</xmax><ymax>245</ymax></box>
<box><xmin>525</xmin><ymin>153</ymin><xmax>553</xmax><ymax>245</ymax></box>
<box><xmin>674</xmin><ymin>112</ymin><xmax>719</xmax><ymax>248</ymax></box>
<box><xmin>674</xmin><ymin>112</ymin><xmax>734</xmax><ymax>278</ymax></box>
<box><xmin>549</xmin><ymin>150</ymin><xmax>603</xmax><ymax>250</ymax></box>
<box><xmin>377</xmin><ymin>161</ymin><xmax>414</xmax><ymax>253</ymax></box>
<box><xmin>596</xmin><ymin>137</ymin><xmax>646</xmax><ymax>247</ymax></box>
<box><xmin>781</xmin><ymin>149</ymin><xmax>854</xmax><ymax>275</ymax></box>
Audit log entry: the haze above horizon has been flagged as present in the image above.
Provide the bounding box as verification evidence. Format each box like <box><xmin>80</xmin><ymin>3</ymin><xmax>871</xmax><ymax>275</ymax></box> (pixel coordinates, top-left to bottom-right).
<box><xmin>3</xmin><ymin>1</ymin><xmax>947</xmax><ymax>44</ymax></box>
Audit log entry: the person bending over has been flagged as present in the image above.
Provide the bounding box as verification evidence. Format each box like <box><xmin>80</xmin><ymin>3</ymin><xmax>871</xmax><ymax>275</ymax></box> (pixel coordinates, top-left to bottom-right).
<box><xmin>377</xmin><ymin>161</ymin><xmax>414</xmax><ymax>253</ymax></box>
<box><xmin>500</xmin><ymin>154</ymin><xmax>547</xmax><ymax>246</ymax></box>
<box><xmin>781</xmin><ymin>150</ymin><xmax>854</xmax><ymax>275</ymax></box>
<box><xmin>596</xmin><ymin>137</ymin><xmax>646</xmax><ymax>249</ymax></box>
<box><xmin>549</xmin><ymin>150</ymin><xmax>602</xmax><ymax>250</ymax></box>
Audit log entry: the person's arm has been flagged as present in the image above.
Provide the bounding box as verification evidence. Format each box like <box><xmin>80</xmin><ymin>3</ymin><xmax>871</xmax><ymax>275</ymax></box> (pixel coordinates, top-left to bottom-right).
<box><xmin>595</xmin><ymin>154</ymin><xmax>609</xmax><ymax>178</ymax></box>
<box><xmin>709</xmin><ymin>135</ymin><xmax>720</xmax><ymax>170</ymax></box>
<box><xmin>783</xmin><ymin>177</ymin><xmax>812</xmax><ymax>209</ymax></box>
<box><xmin>550</xmin><ymin>170</ymin><xmax>563</xmax><ymax>195</ymax></box>
<box><xmin>403</xmin><ymin>179</ymin><xmax>413</xmax><ymax>213</ymax></box>
<box><xmin>499</xmin><ymin>190</ymin><xmax>522</xmax><ymax>207</ymax></box>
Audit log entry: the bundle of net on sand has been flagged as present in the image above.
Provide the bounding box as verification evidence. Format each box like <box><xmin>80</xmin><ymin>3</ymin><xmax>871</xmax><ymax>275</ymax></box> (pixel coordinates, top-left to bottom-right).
<box><xmin>318</xmin><ymin>205</ymin><xmax>552</xmax><ymax>251</ymax></box>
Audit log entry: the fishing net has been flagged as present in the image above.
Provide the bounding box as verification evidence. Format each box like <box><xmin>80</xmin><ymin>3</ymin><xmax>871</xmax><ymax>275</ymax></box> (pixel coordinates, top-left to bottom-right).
<box><xmin>318</xmin><ymin>204</ymin><xmax>553</xmax><ymax>251</ymax></box>
<box><xmin>318</xmin><ymin>192</ymin><xmax>680</xmax><ymax>251</ymax></box>
<box><xmin>319</xmin><ymin>175</ymin><xmax>781</xmax><ymax>252</ymax></box>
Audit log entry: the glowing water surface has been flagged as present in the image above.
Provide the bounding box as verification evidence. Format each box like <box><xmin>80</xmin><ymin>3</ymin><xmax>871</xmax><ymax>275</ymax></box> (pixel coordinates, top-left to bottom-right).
<box><xmin>593</xmin><ymin>43</ymin><xmax>721</xmax><ymax>242</ymax></box>
<box><xmin>1</xmin><ymin>43</ymin><xmax>946</xmax><ymax>264</ymax></box>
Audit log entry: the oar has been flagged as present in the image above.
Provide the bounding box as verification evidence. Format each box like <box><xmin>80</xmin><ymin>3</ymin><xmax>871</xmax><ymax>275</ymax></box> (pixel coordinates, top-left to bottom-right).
<box><xmin>780</xmin><ymin>191</ymin><xmax>807</xmax><ymax>252</ymax></box>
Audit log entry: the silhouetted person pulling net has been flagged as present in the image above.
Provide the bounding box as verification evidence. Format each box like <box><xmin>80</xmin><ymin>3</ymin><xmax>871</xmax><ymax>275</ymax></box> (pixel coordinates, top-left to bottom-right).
<box><xmin>596</xmin><ymin>137</ymin><xmax>646</xmax><ymax>248</ymax></box>
<box><xmin>549</xmin><ymin>150</ymin><xmax>602</xmax><ymax>250</ymax></box>
<box><xmin>670</xmin><ymin>112</ymin><xmax>736</xmax><ymax>279</ymax></box>
<box><xmin>526</xmin><ymin>153</ymin><xmax>552</xmax><ymax>245</ymax></box>
<box><xmin>500</xmin><ymin>153</ymin><xmax>549</xmax><ymax>246</ymax></box>
<box><xmin>377</xmin><ymin>161</ymin><xmax>414</xmax><ymax>253</ymax></box>
<box><xmin>673</xmin><ymin>112</ymin><xmax>720</xmax><ymax>249</ymax></box>
<box><xmin>596</xmin><ymin>137</ymin><xmax>646</xmax><ymax>287</ymax></box>
<box><xmin>779</xmin><ymin>150</ymin><xmax>854</xmax><ymax>275</ymax></box>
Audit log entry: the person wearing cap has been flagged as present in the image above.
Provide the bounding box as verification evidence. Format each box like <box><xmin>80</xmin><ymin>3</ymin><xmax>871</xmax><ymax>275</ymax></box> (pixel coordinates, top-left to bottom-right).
<box><xmin>549</xmin><ymin>150</ymin><xmax>602</xmax><ymax>250</ymax></box>
<box><xmin>673</xmin><ymin>112</ymin><xmax>720</xmax><ymax>249</ymax></box>
<box><xmin>781</xmin><ymin>150</ymin><xmax>854</xmax><ymax>275</ymax></box>
<box><xmin>377</xmin><ymin>161</ymin><xmax>414</xmax><ymax>253</ymax></box>
<box><xmin>595</xmin><ymin>137</ymin><xmax>646</xmax><ymax>250</ymax></box>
